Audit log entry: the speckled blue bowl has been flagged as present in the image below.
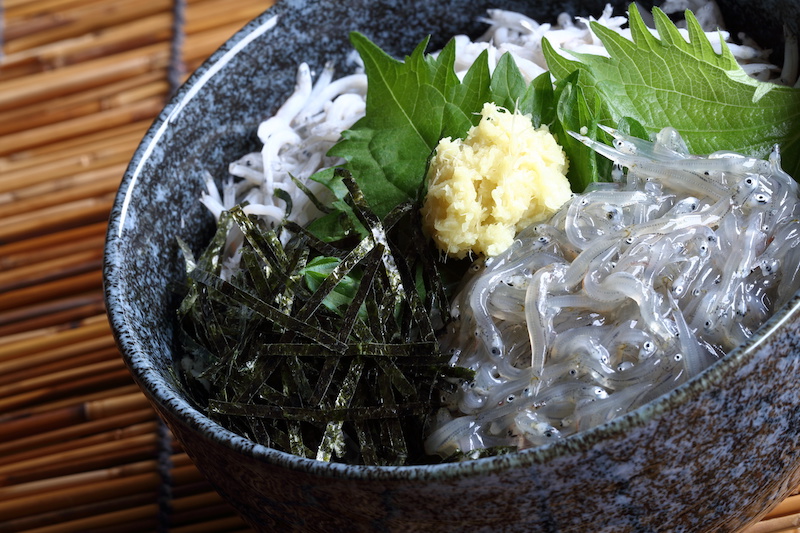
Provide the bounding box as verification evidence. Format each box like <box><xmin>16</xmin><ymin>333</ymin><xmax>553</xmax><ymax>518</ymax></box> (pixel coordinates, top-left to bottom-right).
<box><xmin>104</xmin><ymin>0</ymin><xmax>800</xmax><ymax>531</ymax></box>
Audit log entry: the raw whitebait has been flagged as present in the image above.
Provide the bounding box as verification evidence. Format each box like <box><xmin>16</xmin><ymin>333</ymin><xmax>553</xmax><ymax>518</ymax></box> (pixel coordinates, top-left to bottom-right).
<box><xmin>425</xmin><ymin>127</ymin><xmax>800</xmax><ymax>458</ymax></box>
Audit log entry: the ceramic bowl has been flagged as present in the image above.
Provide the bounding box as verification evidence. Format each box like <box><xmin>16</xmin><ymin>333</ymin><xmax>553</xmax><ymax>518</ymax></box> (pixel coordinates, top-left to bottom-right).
<box><xmin>104</xmin><ymin>0</ymin><xmax>800</xmax><ymax>531</ymax></box>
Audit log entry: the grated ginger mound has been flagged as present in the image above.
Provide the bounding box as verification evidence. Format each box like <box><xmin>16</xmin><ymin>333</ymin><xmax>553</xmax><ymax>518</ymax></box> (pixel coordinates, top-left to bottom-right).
<box><xmin>421</xmin><ymin>102</ymin><xmax>572</xmax><ymax>259</ymax></box>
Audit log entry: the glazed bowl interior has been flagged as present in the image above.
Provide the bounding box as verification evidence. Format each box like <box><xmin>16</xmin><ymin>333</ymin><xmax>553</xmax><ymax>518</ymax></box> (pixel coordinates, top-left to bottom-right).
<box><xmin>104</xmin><ymin>0</ymin><xmax>800</xmax><ymax>530</ymax></box>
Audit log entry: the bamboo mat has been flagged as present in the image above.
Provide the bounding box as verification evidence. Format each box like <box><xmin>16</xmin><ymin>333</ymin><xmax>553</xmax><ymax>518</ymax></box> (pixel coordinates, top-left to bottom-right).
<box><xmin>0</xmin><ymin>1</ymin><xmax>799</xmax><ymax>532</ymax></box>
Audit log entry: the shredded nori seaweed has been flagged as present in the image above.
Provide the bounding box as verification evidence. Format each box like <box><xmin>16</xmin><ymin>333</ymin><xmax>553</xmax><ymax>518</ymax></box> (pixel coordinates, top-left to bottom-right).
<box><xmin>177</xmin><ymin>170</ymin><xmax>468</xmax><ymax>465</ymax></box>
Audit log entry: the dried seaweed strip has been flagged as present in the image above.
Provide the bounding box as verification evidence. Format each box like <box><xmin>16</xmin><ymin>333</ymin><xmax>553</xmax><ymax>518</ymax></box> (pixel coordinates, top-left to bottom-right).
<box><xmin>317</xmin><ymin>358</ymin><xmax>364</xmax><ymax>461</ymax></box>
<box><xmin>178</xmin><ymin>173</ymin><xmax>461</xmax><ymax>466</ymax></box>
<box><xmin>375</xmin><ymin>277</ymin><xmax>403</xmax><ymax>342</ymax></box>
<box><xmin>230</xmin><ymin>206</ymin><xmax>288</xmax><ymax>271</ymax></box>
<box><xmin>274</xmin><ymin>189</ymin><xmax>294</xmax><ymax>220</ymax></box>
<box><xmin>288</xmin><ymin>173</ymin><xmax>333</xmax><ymax>215</ymax></box>
<box><xmin>340</xmin><ymin>175</ymin><xmax>409</xmax><ymax>319</ymax></box>
<box><xmin>278</xmin><ymin>244</ymin><xmax>310</xmax><ymax>314</ymax></box>
<box><xmin>283</xmin><ymin>220</ymin><xmax>349</xmax><ymax>259</ymax></box>
<box><xmin>336</xmin><ymin>244</ymin><xmax>384</xmax><ymax>344</ymax></box>
<box><xmin>381</xmin><ymin>201</ymin><xmax>415</xmax><ymax>230</ymax></box>
<box><xmin>208</xmin><ymin>400</ymin><xmax>429</xmax><ymax>421</ymax></box>
<box><xmin>285</xmin><ymin>355</ymin><xmax>314</xmax><ymax>406</ymax></box>
<box><xmin>375</xmin><ymin>358</ymin><xmax>418</xmax><ymax>400</ymax></box>
<box><xmin>239</xmin><ymin>246</ymin><xmax>273</xmax><ymax>302</ymax></box>
<box><xmin>231</xmin><ymin>341</ymin><xmax>440</xmax><ymax>358</ymax></box>
<box><xmin>385</xmin><ymin>238</ymin><xmax>438</xmax><ymax>343</ymax></box>
<box><xmin>255</xmin><ymin>342</ymin><xmax>338</xmax><ymax>356</ymax></box>
<box><xmin>354</xmin><ymin>420</ymin><xmax>378</xmax><ymax>465</ymax></box>
<box><xmin>395</xmin><ymin>207</ymin><xmax>451</xmax><ymax>328</ymax></box>
<box><xmin>196</xmin><ymin>287</ymin><xmax>235</xmax><ymax>372</ymax></box>
<box><xmin>189</xmin><ymin>268</ymin><xmax>347</xmax><ymax>352</ymax></box>
<box><xmin>376</xmin><ymin>373</ymin><xmax>408</xmax><ymax>465</ymax></box>
<box><xmin>348</xmin><ymin>342</ymin><xmax>438</xmax><ymax>357</ymax></box>
<box><xmin>255</xmin><ymin>380</ymin><xmax>285</xmax><ymax>404</ymax></box>
<box><xmin>307</xmin><ymin>356</ymin><xmax>341</xmax><ymax>406</ymax></box>
<box><xmin>292</xmin><ymin>234</ymin><xmax>374</xmax><ymax>323</ymax></box>
<box><xmin>177</xmin><ymin>237</ymin><xmax>199</xmax><ymax>274</ymax></box>
<box><xmin>287</xmin><ymin>420</ymin><xmax>310</xmax><ymax>458</ymax></box>
<box><xmin>198</xmin><ymin>212</ymin><xmax>237</xmax><ymax>275</ymax></box>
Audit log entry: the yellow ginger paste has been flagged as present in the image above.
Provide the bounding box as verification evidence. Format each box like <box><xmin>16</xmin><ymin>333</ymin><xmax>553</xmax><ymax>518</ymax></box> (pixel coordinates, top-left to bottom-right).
<box><xmin>421</xmin><ymin>102</ymin><xmax>571</xmax><ymax>258</ymax></box>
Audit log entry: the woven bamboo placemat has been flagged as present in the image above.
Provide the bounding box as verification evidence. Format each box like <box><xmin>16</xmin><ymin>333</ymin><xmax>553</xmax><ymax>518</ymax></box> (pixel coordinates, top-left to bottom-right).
<box><xmin>0</xmin><ymin>1</ymin><xmax>799</xmax><ymax>531</ymax></box>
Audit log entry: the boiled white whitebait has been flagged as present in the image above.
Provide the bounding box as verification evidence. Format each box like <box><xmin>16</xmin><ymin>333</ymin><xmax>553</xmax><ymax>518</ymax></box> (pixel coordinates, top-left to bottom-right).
<box><xmin>425</xmin><ymin>127</ymin><xmax>800</xmax><ymax>458</ymax></box>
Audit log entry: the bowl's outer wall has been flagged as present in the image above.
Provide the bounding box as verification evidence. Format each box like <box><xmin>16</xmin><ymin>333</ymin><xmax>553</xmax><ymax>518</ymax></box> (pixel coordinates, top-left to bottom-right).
<box><xmin>104</xmin><ymin>0</ymin><xmax>800</xmax><ymax>531</ymax></box>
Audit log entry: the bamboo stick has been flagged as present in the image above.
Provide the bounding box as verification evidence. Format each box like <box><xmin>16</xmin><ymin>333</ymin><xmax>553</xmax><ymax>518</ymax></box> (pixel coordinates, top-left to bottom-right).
<box><xmin>0</xmin><ymin>420</ymin><xmax>158</xmax><ymax>469</ymax></box>
<box><xmin>0</xmin><ymin>165</ymin><xmax>125</xmax><ymax>219</ymax></box>
<box><xmin>4</xmin><ymin>0</ymin><xmax>264</xmax><ymax>69</ymax></box>
<box><xmin>182</xmin><ymin>21</ymin><xmax>265</xmax><ymax>63</ymax></box>
<box><xmin>0</xmin><ymin>390</ymin><xmax>148</xmax><ymax>439</ymax></box>
<box><xmin>6</xmin><ymin>432</ymin><xmax>178</xmax><ymax>483</ymax></box>
<box><xmin>0</xmin><ymin>0</ymin><xmax>264</xmax><ymax>112</ymax></box>
<box><xmin>5</xmin><ymin>101</ymin><xmax>110</xmax><ymax>144</ymax></box>
<box><xmin>22</xmin><ymin>504</ymin><xmax>163</xmax><ymax>533</ymax></box>
<box><xmin>2</xmin><ymin>483</ymin><xmax>234</xmax><ymax>533</ymax></box>
<box><xmin>4</xmin><ymin>0</ymin><xmax>109</xmax><ymax>19</ymax></box>
<box><xmin>0</xmin><ymin>407</ymin><xmax>154</xmax><ymax>458</ymax></box>
<box><xmin>0</xmin><ymin>44</ymin><xmax>171</xmax><ymax>112</ymax></box>
<box><xmin>0</xmin><ymin>313</ymin><xmax>109</xmax><ymax>360</ymax></box>
<box><xmin>171</xmin><ymin>515</ymin><xmax>251</xmax><ymax>533</ymax></box>
<box><xmin>63</xmin><ymin>0</ymin><xmax>268</xmax><ymax>70</ymax></box>
<box><xmin>0</xmin><ymin>222</ymin><xmax>107</xmax><ymax>263</ymax></box>
<box><xmin>0</xmin><ymin>365</ymin><xmax>132</xmax><ymax>413</ymax></box>
<box><xmin>744</xmin><ymin>512</ymin><xmax>800</xmax><ymax>533</ymax></box>
<box><xmin>172</xmin><ymin>480</ymin><xmax>218</xmax><ymax>499</ymax></box>
<box><xmin>0</xmin><ymin>493</ymin><xmax>159</xmax><ymax>533</ymax></box>
<box><xmin>0</xmin><ymin>0</ymin><xmax>318</xmax><ymax>531</ymax></box>
<box><xmin>8</xmin><ymin>13</ymin><xmax>172</xmax><ymax>74</ymax></box>
<box><xmin>0</xmin><ymin>320</ymin><xmax>114</xmax><ymax>363</ymax></box>
<box><xmin>0</xmin><ymin>163</ymin><xmax>125</xmax><ymax>204</ymax></box>
<box><xmin>0</xmin><ymin>248</ymin><xmax>104</xmax><ymax>292</ymax></box>
<box><xmin>765</xmin><ymin>495</ymin><xmax>800</xmax><ymax>521</ymax></box>
<box><xmin>0</xmin><ymin>295</ymin><xmax>106</xmax><ymax>338</ymax></box>
<box><xmin>0</xmin><ymin>235</ymin><xmax>106</xmax><ymax>273</ymax></box>
<box><xmin>4</xmin><ymin>0</ymin><xmax>174</xmax><ymax>52</ymax></box>
<box><xmin>0</xmin><ymin>432</ymin><xmax>159</xmax><ymax>480</ymax></box>
<box><xmin>0</xmin><ymin>269</ymin><xmax>104</xmax><ymax>313</ymax></box>
<box><xmin>0</xmin><ymin>303</ymin><xmax>106</xmax><ymax>341</ymax></box>
<box><xmin>0</xmin><ymin>345</ymin><xmax>120</xmax><ymax>387</ymax></box>
<box><xmin>0</xmin><ymin>121</ymin><xmax>147</xmax><ymax>173</ymax></box>
<box><xmin>2</xmin><ymin>440</ymin><xmax>164</xmax><ymax>487</ymax></box>
<box><xmin>0</xmin><ymin>357</ymin><xmax>126</xmax><ymax>400</ymax></box>
<box><xmin>0</xmin><ymin>462</ymin><xmax>203</xmax><ymax>521</ymax></box>
<box><xmin>0</xmin><ymin>96</ymin><xmax>164</xmax><ymax>157</ymax></box>
<box><xmin>170</xmin><ymin>504</ymin><xmax>250</xmax><ymax>529</ymax></box>
<box><xmin>4</xmin><ymin>0</ymin><xmax>210</xmax><ymax>40</ymax></box>
<box><xmin>0</xmin><ymin>142</ymin><xmax>131</xmax><ymax>194</ymax></box>
<box><xmin>1</xmin><ymin>383</ymin><xmax>142</xmax><ymax>421</ymax></box>
<box><xmin>0</xmin><ymin>194</ymin><xmax>113</xmax><ymax>243</ymax></box>
<box><xmin>11</xmin><ymin>491</ymin><xmax>235</xmax><ymax>533</ymax></box>
<box><xmin>0</xmin><ymin>72</ymin><xmax>165</xmax><ymax>138</ymax></box>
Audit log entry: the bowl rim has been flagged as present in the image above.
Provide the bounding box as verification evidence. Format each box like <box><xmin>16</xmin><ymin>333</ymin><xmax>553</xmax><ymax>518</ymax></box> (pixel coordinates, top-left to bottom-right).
<box><xmin>103</xmin><ymin>0</ymin><xmax>800</xmax><ymax>482</ymax></box>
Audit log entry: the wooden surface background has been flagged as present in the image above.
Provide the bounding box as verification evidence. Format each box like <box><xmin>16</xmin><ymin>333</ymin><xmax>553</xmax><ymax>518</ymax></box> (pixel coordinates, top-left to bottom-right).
<box><xmin>0</xmin><ymin>0</ymin><xmax>798</xmax><ymax>531</ymax></box>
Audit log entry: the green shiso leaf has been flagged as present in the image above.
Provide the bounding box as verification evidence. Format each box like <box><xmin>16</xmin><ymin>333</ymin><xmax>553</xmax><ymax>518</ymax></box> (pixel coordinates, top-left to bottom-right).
<box><xmin>311</xmin><ymin>32</ymin><xmax>543</xmax><ymax>241</ymax></box>
<box><xmin>489</xmin><ymin>51</ymin><xmax>528</xmax><ymax>111</ymax></box>
<box><xmin>324</xmin><ymin>33</ymin><xmax>492</xmax><ymax>214</ymax></box>
<box><xmin>548</xmin><ymin>71</ymin><xmax>609</xmax><ymax>192</ymax></box>
<box><xmin>543</xmin><ymin>6</ymin><xmax>800</xmax><ymax>176</ymax></box>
